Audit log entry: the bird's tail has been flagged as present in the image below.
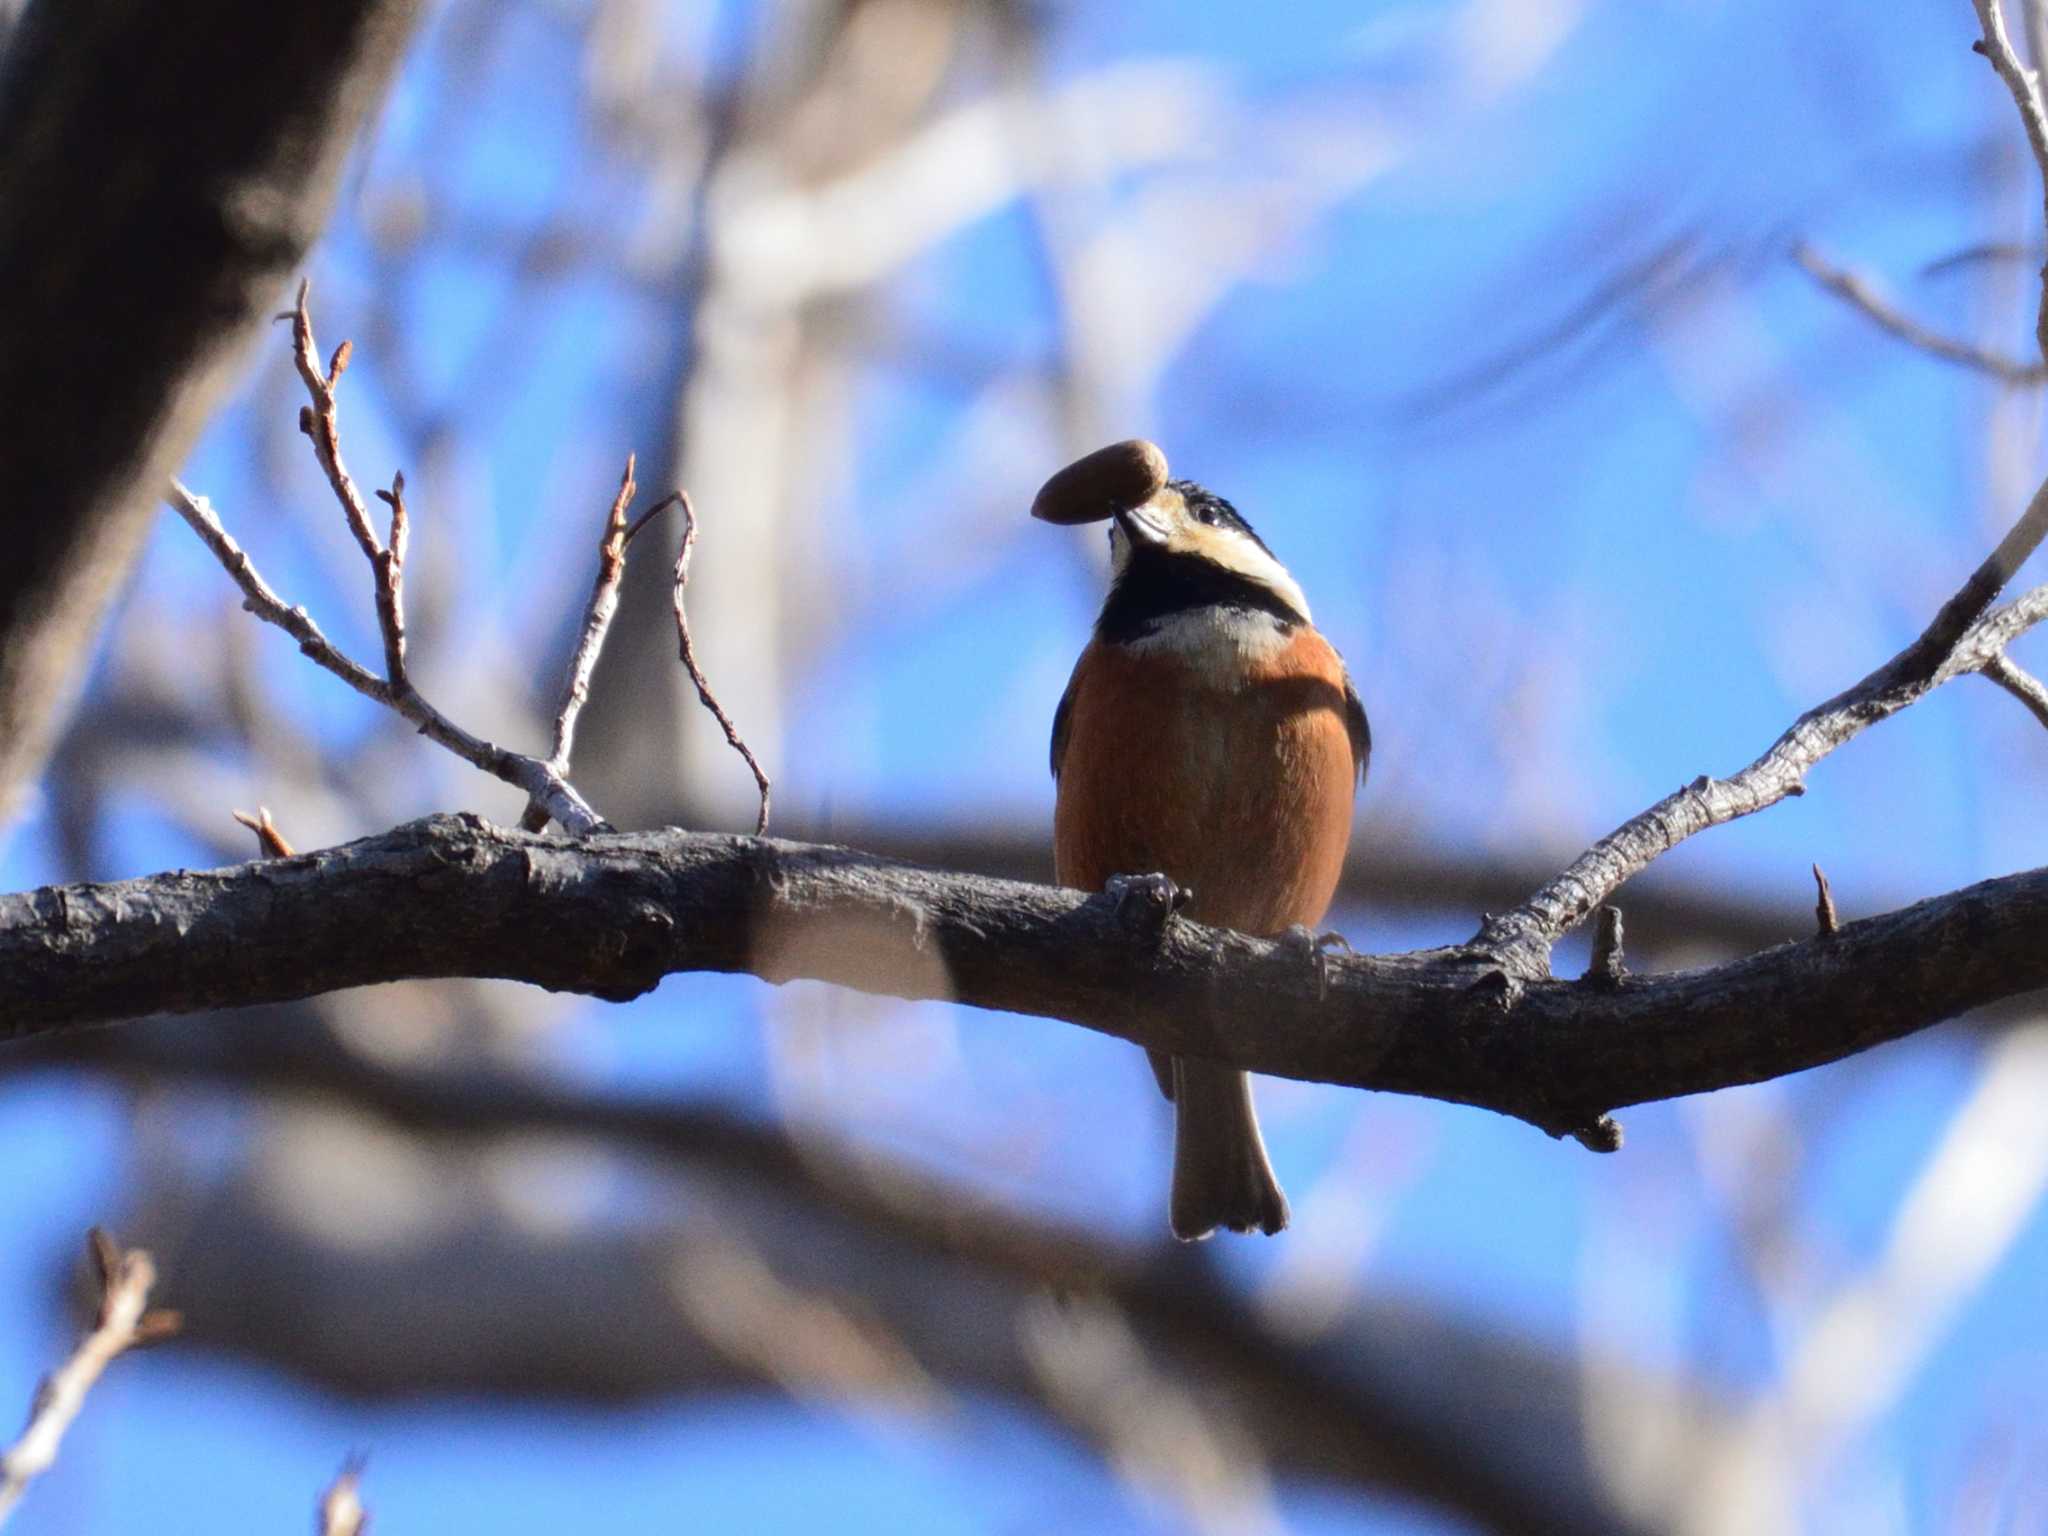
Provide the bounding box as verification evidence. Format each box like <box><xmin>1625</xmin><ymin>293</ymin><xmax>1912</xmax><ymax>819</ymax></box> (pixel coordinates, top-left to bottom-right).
<box><xmin>1168</xmin><ymin>1058</ymin><xmax>1290</xmax><ymax>1240</ymax></box>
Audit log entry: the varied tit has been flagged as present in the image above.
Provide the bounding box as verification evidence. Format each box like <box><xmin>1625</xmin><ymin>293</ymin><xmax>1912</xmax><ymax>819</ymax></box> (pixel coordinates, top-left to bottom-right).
<box><xmin>1036</xmin><ymin>440</ymin><xmax>1369</xmax><ymax>1240</ymax></box>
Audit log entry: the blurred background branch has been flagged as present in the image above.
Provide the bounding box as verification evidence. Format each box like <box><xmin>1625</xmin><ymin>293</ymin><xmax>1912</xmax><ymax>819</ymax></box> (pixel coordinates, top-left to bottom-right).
<box><xmin>0</xmin><ymin>0</ymin><xmax>423</xmax><ymax>821</ymax></box>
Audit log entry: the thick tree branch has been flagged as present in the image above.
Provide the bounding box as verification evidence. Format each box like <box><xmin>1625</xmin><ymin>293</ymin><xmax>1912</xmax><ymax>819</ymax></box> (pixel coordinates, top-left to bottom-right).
<box><xmin>5</xmin><ymin>1012</ymin><xmax>1661</xmax><ymax>1535</ymax></box>
<box><xmin>3</xmin><ymin>814</ymin><xmax>2044</xmax><ymax>1137</ymax></box>
<box><xmin>0</xmin><ymin>0</ymin><xmax>422</xmax><ymax>817</ymax></box>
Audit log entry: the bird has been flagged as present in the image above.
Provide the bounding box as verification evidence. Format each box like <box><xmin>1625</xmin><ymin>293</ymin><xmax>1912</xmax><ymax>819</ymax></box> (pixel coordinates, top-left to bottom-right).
<box><xmin>1036</xmin><ymin>440</ymin><xmax>1369</xmax><ymax>1240</ymax></box>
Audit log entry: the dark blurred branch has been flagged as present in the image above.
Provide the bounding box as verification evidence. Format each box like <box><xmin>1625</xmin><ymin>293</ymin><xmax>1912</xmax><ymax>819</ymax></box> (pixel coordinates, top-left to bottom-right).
<box><xmin>0</xmin><ymin>0</ymin><xmax>422</xmax><ymax>818</ymax></box>
<box><xmin>3</xmin><ymin>813</ymin><xmax>2046</xmax><ymax>1137</ymax></box>
<box><xmin>28</xmin><ymin>1012</ymin><xmax>1659</xmax><ymax>1536</ymax></box>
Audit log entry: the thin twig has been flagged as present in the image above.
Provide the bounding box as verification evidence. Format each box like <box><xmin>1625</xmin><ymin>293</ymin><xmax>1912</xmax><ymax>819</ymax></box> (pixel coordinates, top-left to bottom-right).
<box><xmin>168</xmin><ymin>482</ymin><xmax>605</xmax><ymax>836</ymax></box>
<box><xmin>1585</xmin><ymin>906</ymin><xmax>1625</xmax><ymax>985</ymax></box>
<box><xmin>1792</xmin><ymin>243</ymin><xmax>2048</xmax><ymax>384</ymax></box>
<box><xmin>232</xmin><ymin>806</ymin><xmax>296</xmax><ymax>859</ymax></box>
<box><xmin>2027</xmin><ymin>0</ymin><xmax>2048</xmax><ymax>79</ymax></box>
<box><xmin>1982</xmin><ymin>651</ymin><xmax>2048</xmax><ymax>730</ymax></box>
<box><xmin>519</xmin><ymin>459</ymin><xmax>667</xmax><ymax>832</ymax></box>
<box><xmin>1813</xmin><ymin>864</ymin><xmax>1840</xmax><ymax>937</ymax></box>
<box><xmin>1477</xmin><ymin>488</ymin><xmax>2048</xmax><ymax>967</ymax></box>
<box><xmin>284</xmin><ymin>280</ymin><xmax>382</xmax><ymax>565</ymax></box>
<box><xmin>0</xmin><ymin>1230</ymin><xmax>179</xmax><ymax>1529</ymax></box>
<box><xmin>318</xmin><ymin>1457</ymin><xmax>368</xmax><ymax>1536</ymax></box>
<box><xmin>672</xmin><ymin>492</ymin><xmax>772</xmax><ymax>835</ymax></box>
<box><xmin>1972</xmin><ymin>0</ymin><xmax>2048</xmax><ymax>361</ymax></box>
<box><xmin>371</xmin><ymin>473</ymin><xmax>410</xmax><ymax>688</ymax></box>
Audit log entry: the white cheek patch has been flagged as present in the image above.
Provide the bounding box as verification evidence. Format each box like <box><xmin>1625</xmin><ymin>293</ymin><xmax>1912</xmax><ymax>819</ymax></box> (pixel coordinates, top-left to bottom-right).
<box><xmin>1170</xmin><ymin>525</ymin><xmax>1312</xmax><ymax>625</ymax></box>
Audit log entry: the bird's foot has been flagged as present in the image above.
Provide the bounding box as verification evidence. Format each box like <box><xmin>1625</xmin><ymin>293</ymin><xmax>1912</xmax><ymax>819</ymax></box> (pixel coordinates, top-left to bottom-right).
<box><xmin>1105</xmin><ymin>872</ymin><xmax>1192</xmax><ymax>941</ymax></box>
<box><xmin>1283</xmin><ymin>924</ymin><xmax>1354</xmax><ymax>1000</ymax></box>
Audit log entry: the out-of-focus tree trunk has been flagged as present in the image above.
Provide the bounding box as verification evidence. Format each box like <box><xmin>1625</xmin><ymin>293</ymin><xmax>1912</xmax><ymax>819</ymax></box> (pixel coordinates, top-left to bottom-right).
<box><xmin>0</xmin><ymin>0</ymin><xmax>424</xmax><ymax>826</ymax></box>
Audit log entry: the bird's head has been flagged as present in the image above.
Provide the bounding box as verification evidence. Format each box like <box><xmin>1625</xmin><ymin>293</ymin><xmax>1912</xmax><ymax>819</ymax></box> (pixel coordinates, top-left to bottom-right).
<box><xmin>1031</xmin><ymin>440</ymin><xmax>1310</xmax><ymax>636</ymax></box>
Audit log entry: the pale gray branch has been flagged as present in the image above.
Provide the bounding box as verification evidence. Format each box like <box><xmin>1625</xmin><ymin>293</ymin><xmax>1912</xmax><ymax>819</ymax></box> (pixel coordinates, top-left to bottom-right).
<box><xmin>166</xmin><ymin>483</ymin><xmax>605</xmax><ymax>836</ymax></box>
<box><xmin>1973</xmin><ymin>0</ymin><xmax>2048</xmax><ymax>360</ymax></box>
<box><xmin>0</xmin><ymin>1232</ymin><xmax>174</xmax><ymax>1530</ymax></box>
<box><xmin>519</xmin><ymin>457</ymin><xmax>656</xmax><ymax>832</ymax></box>
<box><xmin>1983</xmin><ymin>651</ymin><xmax>2048</xmax><ymax>730</ymax></box>
<box><xmin>1792</xmin><ymin>243</ymin><xmax>2048</xmax><ymax>384</ymax></box>
<box><xmin>1478</xmin><ymin>493</ymin><xmax>2048</xmax><ymax>966</ymax></box>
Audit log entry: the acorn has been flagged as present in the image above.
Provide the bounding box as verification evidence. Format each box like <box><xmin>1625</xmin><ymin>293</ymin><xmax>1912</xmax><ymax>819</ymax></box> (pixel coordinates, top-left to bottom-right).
<box><xmin>1030</xmin><ymin>439</ymin><xmax>1170</xmax><ymax>525</ymax></box>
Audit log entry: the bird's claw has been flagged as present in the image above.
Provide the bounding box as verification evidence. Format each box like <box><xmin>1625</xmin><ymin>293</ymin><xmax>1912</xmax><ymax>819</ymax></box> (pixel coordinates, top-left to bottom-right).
<box><xmin>1284</xmin><ymin>924</ymin><xmax>1354</xmax><ymax>1000</ymax></box>
<box><xmin>1106</xmin><ymin>872</ymin><xmax>1192</xmax><ymax>940</ymax></box>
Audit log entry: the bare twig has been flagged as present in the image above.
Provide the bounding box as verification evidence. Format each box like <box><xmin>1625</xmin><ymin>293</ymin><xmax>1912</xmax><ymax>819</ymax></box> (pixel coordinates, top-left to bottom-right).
<box><xmin>370</xmin><ymin>473</ymin><xmax>409</xmax><ymax>688</ymax></box>
<box><xmin>1813</xmin><ymin>864</ymin><xmax>1840</xmax><ymax>937</ymax></box>
<box><xmin>1792</xmin><ymin>243</ymin><xmax>2048</xmax><ymax>384</ymax></box>
<box><xmin>519</xmin><ymin>458</ymin><xmax>666</xmax><ymax>832</ymax></box>
<box><xmin>318</xmin><ymin>1457</ymin><xmax>368</xmax><ymax>1536</ymax></box>
<box><xmin>284</xmin><ymin>280</ymin><xmax>382</xmax><ymax>566</ymax></box>
<box><xmin>1477</xmin><ymin>492</ymin><xmax>2048</xmax><ymax>967</ymax></box>
<box><xmin>1973</xmin><ymin>0</ymin><xmax>2048</xmax><ymax>360</ymax></box>
<box><xmin>2027</xmin><ymin>0</ymin><xmax>2048</xmax><ymax>77</ymax></box>
<box><xmin>1921</xmin><ymin>241</ymin><xmax>2035</xmax><ymax>277</ymax></box>
<box><xmin>0</xmin><ymin>1230</ymin><xmax>178</xmax><ymax>1528</ymax></box>
<box><xmin>1585</xmin><ymin>906</ymin><xmax>1625</xmax><ymax>986</ymax></box>
<box><xmin>1982</xmin><ymin>651</ymin><xmax>2048</xmax><ymax>730</ymax></box>
<box><xmin>231</xmin><ymin>806</ymin><xmax>296</xmax><ymax>859</ymax></box>
<box><xmin>672</xmin><ymin>493</ymin><xmax>772</xmax><ymax>835</ymax></box>
<box><xmin>167</xmin><ymin>483</ymin><xmax>605</xmax><ymax>836</ymax></box>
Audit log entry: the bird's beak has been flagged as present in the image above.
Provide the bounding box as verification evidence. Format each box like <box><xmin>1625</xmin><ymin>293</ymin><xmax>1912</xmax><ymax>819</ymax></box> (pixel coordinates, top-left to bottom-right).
<box><xmin>1113</xmin><ymin>499</ymin><xmax>1171</xmax><ymax>548</ymax></box>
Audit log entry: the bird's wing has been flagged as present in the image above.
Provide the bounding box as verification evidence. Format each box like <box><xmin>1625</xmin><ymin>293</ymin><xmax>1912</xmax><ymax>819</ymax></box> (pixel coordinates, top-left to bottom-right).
<box><xmin>1343</xmin><ymin>674</ymin><xmax>1371</xmax><ymax>786</ymax></box>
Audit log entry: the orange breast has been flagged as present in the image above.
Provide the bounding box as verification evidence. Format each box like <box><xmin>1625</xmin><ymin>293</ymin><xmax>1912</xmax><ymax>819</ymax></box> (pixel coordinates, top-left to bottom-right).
<box><xmin>1053</xmin><ymin>629</ymin><xmax>1358</xmax><ymax>936</ymax></box>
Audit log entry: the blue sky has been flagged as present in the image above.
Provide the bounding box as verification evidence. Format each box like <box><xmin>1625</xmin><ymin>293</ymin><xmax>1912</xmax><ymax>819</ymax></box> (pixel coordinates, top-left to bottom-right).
<box><xmin>5</xmin><ymin>0</ymin><xmax>2048</xmax><ymax>1531</ymax></box>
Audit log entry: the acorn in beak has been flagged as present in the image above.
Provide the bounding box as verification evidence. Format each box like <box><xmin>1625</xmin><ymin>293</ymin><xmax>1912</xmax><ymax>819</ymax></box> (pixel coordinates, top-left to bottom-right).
<box><xmin>1029</xmin><ymin>439</ymin><xmax>1169</xmax><ymax>528</ymax></box>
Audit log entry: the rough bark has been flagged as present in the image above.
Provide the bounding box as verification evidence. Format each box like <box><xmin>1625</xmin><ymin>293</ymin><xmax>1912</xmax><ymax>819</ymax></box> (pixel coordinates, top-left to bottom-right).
<box><xmin>4</xmin><ymin>813</ymin><xmax>2043</xmax><ymax>1137</ymax></box>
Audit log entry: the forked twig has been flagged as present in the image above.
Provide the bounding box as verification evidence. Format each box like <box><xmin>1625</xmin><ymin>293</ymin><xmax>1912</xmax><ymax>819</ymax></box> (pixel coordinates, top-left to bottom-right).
<box><xmin>232</xmin><ymin>805</ymin><xmax>297</xmax><ymax>859</ymax></box>
<box><xmin>673</xmin><ymin>492</ymin><xmax>772</xmax><ymax>835</ymax></box>
<box><xmin>0</xmin><ymin>1230</ymin><xmax>180</xmax><ymax>1529</ymax></box>
<box><xmin>174</xmin><ymin>283</ymin><xmax>616</xmax><ymax>836</ymax></box>
<box><xmin>283</xmin><ymin>280</ymin><xmax>381</xmax><ymax>565</ymax></box>
<box><xmin>1477</xmin><ymin>539</ymin><xmax>2048</xmax><ymax>965</ymax></box>
<box><xmin>518</xmin><ymin>457</ymin><xmax>667</xmax><ymax>831</ymax></box>
<box><xmin>169</xmin><ymin>483</ymin><xmax>607</xmax><ymax>835</ymax></box>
